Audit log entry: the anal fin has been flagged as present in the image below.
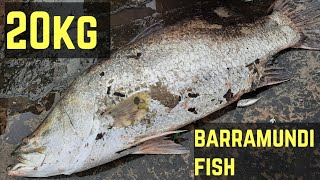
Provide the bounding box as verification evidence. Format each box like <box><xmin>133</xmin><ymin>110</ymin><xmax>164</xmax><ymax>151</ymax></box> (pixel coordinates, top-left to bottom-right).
<box><xmin>133</xmin><ymin>130</ymin><xmax>187</xmax><ymax>145</ymax></box>
<box><xmin>259</xmin><ymin>64</ymin><xmax>291</xmax><ymax>86</ymax></box>
<box><xmin>117</xmin><ymin>130</ymin><xmax>189</xmax><ymax>155</ymax></box>
<box><xmin>252</xmin><ymin>58</ymin><xmax>292</xmax><ymax>89</ymax></box>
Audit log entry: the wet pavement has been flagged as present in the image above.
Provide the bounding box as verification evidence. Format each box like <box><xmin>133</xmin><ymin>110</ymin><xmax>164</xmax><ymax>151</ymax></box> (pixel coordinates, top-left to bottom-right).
<box><xmin>0</xmin><ymin>0</ymin><xmax>319</xmax><ymax>179</ymax></box>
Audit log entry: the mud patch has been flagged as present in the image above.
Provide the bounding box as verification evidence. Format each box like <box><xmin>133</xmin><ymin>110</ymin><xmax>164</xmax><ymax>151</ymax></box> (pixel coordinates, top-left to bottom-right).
<box><xmin>223</xmin><ymin>89</ymin><xmax>234</xmax><ymax>101</ymax></box>
<box><xmin>188</xmin><ymin>108</ymin><xmax>198</xmax><ymax>114</ymax></box>
<box><xmin>150</xmin><ymin>82</ymin><xmax>180</xmax><ymax>108</ymax></box>
<box><xmin>188</xmin><ymin>93</ymin><xmax>199</xmax><ymax>98</ymax></box>
<box><xmin>114</xmin><ymin>92</ymin><xmax>126</xmax><ymax>97</ymax></box>
<box><xmin>107</xmin><ymin>86</ymin><xmax>111</xmax><ymax>95</ymax></box>
<box><xmin>96</xmin><ymin>132</ymin><xmax>106</xmax><ymax>140</ymax></box>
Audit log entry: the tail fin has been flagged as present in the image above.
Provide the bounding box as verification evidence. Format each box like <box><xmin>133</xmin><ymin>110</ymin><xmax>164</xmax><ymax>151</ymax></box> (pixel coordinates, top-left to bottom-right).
<box><xmin>273</xmin><ymin>0</ymin><xmax>320</xmax><ymax>50</ymax></box>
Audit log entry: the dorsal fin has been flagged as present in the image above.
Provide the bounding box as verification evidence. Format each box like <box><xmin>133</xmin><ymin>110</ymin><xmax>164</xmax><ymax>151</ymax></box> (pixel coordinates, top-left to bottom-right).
<box><xmin>128</xmin><ymin>21</ymin><xmax>164</xmax><ymax>45</ymax></box>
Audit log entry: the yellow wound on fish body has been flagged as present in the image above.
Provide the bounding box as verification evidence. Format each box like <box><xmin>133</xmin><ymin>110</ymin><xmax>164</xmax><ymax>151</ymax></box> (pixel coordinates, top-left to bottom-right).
<box><xmin>107</xmin><ymin>92</ymin><xmax>150</xmax><ymax>128</ymax></box>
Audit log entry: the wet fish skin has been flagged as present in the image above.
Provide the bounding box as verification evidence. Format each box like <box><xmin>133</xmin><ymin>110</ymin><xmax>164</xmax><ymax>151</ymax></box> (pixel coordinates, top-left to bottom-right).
<box><xmin>8</xmin><ymin>0</ymin><xmax>320</xmax><ymax>177</ymax></box>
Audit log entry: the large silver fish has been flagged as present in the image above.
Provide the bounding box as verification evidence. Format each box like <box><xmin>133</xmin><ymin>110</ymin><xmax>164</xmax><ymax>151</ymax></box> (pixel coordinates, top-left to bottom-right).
<box><xmin>8</xmin><ymin>0</ymin><xmax>320</xmax><ymax>177</ymax></box>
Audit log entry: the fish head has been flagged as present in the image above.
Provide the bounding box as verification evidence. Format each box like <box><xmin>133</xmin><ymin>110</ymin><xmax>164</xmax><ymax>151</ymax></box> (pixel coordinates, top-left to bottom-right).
<box><xmin>7</xmin><ymin>129</ymin><xmax>81</xmax><ymax>177</ymax></box>
<box><xmin>7</xmin><ymin>89</ymin><xmax>149</xmax><ymax>177</ymax></box>
<box><xmin>7</xmin><ymin>100</ymin><xmax>97</xmax><ymax>177</ymax></box>
<box><xmin>7</xmin><ymin>144</ymin><xmax>47</xmax><ymax>177</ymax></box>
<box><xmin>7</xmin><ymin>136</ymin><xmax>56</xmax><ymax>177</ymax></box>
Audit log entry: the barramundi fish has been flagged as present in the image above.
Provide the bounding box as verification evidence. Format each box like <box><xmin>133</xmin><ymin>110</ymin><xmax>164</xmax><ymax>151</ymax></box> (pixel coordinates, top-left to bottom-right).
<box><xmin>7</xmin><ymin>0</ymin><xmax>320</xmax><ymax>177</ymax></box>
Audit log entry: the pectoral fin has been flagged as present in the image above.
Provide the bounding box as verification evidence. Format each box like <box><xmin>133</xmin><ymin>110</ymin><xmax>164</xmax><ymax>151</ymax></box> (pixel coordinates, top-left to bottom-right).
<box><xmin>106</xmin><ymin>92</ymin><xmax>150</xmax><ymax>128</ymax></box>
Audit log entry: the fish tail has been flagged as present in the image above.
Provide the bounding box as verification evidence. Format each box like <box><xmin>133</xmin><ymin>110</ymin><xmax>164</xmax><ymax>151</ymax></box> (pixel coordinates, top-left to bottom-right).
<box><xmin>273</xmin><ymin>0</ymin><xmax>320</xmax><ymax>50</ymax></box>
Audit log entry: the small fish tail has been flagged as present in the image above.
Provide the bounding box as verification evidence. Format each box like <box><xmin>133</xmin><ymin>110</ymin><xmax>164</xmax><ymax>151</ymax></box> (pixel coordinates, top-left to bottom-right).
<box><xmin>273</xmin><ymin>0</ymin><xmax>320</xmax><ymax>50</ymax></box>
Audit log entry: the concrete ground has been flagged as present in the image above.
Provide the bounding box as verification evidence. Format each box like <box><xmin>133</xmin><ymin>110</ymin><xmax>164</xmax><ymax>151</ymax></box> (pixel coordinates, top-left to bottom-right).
<box><xmin>0</xmin><ymin>0</ymin><xmax>319</xmax><ymax>179</ymax></box>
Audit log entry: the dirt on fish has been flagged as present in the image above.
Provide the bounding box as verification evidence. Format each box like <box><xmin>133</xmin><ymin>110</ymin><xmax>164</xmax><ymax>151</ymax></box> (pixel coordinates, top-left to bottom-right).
<box><xmin>149</xmin><ymin>82</ymin><xmax>180</xmax><ymax>109</ymax></box>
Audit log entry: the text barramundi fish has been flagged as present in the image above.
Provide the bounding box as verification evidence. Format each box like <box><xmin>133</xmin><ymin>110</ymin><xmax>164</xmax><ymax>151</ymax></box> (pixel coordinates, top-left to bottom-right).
<box><xmin>8</xmin><ymin>0</ymin><xmax>320</xmax><ymax>177</ymax></box>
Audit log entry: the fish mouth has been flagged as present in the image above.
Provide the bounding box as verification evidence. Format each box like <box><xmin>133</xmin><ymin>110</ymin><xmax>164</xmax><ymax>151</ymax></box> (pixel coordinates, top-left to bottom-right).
<box><xmin>7</xmin><ymin>141</ymin><xmax>46</xmax><ymax>177</ymax></box>
<box><xmin>7</xmin><ymin>163</ymin><xmax>28</xmax><ymax>176</ymax></box>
